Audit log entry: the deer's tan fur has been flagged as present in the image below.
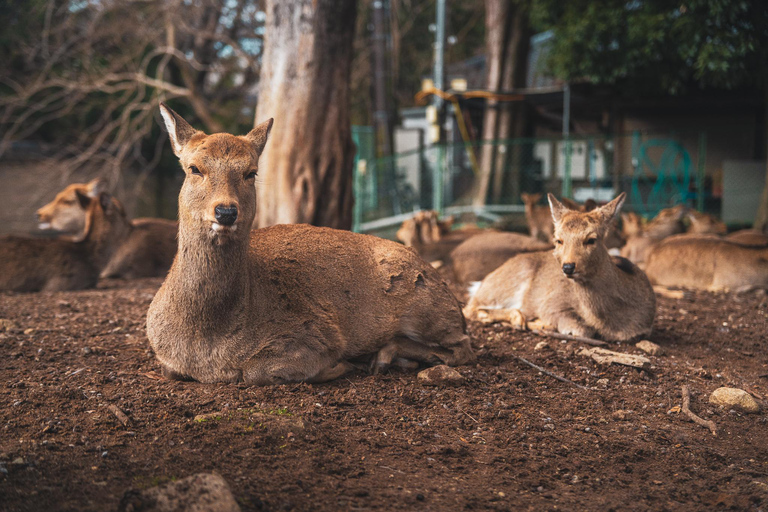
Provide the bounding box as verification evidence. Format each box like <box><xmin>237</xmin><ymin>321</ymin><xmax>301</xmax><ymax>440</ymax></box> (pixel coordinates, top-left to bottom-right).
<box><xmin>0</xmin><ymin>192</ymin><xmax>131</xmax><ymax>292</ymax></box>
<box><xmin>620</xmin><ymin>205</ymin><xmax>687</xmax><ymax>265</ymax></box>
<box><xmin>396</xmin><ymin>210</ymin><xmax>453</xmax><ymax>248</ymax></box>
<box><xmin>465</xmin><ymin>193</ymin><xmax>655</xmax><ymax>342</ymax></box>
<box><xmin>449</xmin><ymin>231</ymin><xmax>551</xmax><ymax>284</ymax></box>
<box><xmin>36</xmin><ymin>181</ymin><xmax>177</xmax><ymax>279</ymax></box>
<box><xmin>645</xmin><ymin>234</ymin><xmax>768</xmax><ymax>292</ymax></box>
<box><xmin>146</xmin><ymin>104</ymin><xmax>474</xmax><ymax>385</ymax></box>
<box><xmin>725</xmin><ymin>229</ymin><xmax>768</xmax><ymax>247</ymax></box>
<box><xmin>686</xmin><ymin>211</ymin><xmax>727</xmax><ymax>235</ymax></box>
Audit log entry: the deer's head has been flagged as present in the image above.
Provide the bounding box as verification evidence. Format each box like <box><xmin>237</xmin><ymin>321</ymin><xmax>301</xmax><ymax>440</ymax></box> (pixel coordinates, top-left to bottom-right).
<box><xmin>548</xmin><ymin>192</ymin><xmax>626</xmax><ymax>281</ymax></box>
<box><xmin>160</xmin><ymin>103</ymin><xmax>272</xmax><ymax>243</ymax></box>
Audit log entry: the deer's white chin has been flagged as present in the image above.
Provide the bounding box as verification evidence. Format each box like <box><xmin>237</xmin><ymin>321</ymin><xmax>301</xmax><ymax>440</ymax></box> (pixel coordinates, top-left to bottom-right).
<box><xmin>211</xmin><ymin>222</ymin><xmax>237</xmax><ymax>234</ymax></box>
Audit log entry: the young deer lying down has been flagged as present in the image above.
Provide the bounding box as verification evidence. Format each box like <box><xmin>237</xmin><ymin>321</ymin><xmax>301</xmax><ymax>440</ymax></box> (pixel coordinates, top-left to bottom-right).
<box><xmin>0</xmin><ymin>192</ymin><xmax>131</xmax><ymax>292</ymax></box>
<box><xmin>464</xmin><ymin>193</ymin><xmax>655</xmax><ymax>342</ymax></box>
<box><xmin>37</xmin><ymin>179</ymin><xmax>177</xmax><ymax>279</ymax></box>
<box><xmin>644</xmin><ymin>234</ymin><xmax>768</xmax><ymax>292</ymax></box>
<box><xmin>147</xmin><ymin>104</ymin><xmax>474</xmax><ymax>385</ymax></box>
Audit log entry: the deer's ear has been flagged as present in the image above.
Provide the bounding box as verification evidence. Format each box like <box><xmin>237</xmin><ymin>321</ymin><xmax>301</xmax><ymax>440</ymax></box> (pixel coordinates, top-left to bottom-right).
<box><xmin>547</xmin><ymin>193</ymin><xmax>568</xmax><ymax>224</ymax></box>
<box><xmin>160</xmin><ymin>103</ymin><xmax>200</xmax><ymax>156</ymax></box>
<box><xmin>246</xmin><ymin>118</ymin><xmax>274</xmax><ymax>155</ymax></box>
<box><xmin>596</xmin><ymin>192</ymin><xmax>626</xmax><ymax>223</ymax></box>
<box><xmin>75</xmin><ymin>189</ymin><xmax>92</xmax><ymax>210</ymax></box>
<box><xmin>87</xmin><ymin>178</ymin><xmax>108</xmax><ymax>198</ymax></box>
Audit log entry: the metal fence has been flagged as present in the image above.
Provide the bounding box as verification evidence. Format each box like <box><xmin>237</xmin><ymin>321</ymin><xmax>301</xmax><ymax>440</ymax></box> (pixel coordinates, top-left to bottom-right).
<box><xmin>352</xmin><ymin>130</ymin><xmax>710</xmax><ymax>233</ymax></box>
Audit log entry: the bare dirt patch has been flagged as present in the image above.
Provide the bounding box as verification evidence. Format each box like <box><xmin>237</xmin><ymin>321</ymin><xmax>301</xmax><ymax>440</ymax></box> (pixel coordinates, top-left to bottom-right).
<box><xmin>1</xmin><ymin>276</ymin><xmax>767</xmax><ymax>511</ymax></box>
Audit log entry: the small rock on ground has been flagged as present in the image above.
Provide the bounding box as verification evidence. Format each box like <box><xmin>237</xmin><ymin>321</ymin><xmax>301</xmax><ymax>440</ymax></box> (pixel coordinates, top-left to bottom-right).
<box><xmin>418</xmin><ymin>365</ymin><xmax>465</xmax><ymax>386</ymax></box>
<box><xmin>118</xmin><ymin>473</ymin><xmax>241</xmax><ymax>512</ymax></box>
<box><xmin>709</xmin><ymin>387</ymin><xmax>761</xmax><ymax>414</ymax></box>
<box><xmin>635</xmin><ymin>340</ymin><xmax>664</xmax><ymax>356</ymax></box>
<box><xmin>0</xmin><ymin>319</ymin><xmax>20</xmax><ymax>333</ymax></box>
<box><xmin>534</xmin><ymin>341</ymin><xmax>549</xmax><ymax>352</ymax></box>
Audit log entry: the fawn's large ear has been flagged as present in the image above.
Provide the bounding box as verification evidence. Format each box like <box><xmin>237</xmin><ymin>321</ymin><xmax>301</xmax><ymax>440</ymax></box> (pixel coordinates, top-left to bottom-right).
<box><xmin>245</xmin><ymin>118</ymin><xmax>274</xmax><ymax>155</ymax></box>
<box><xmin>160</xmin><ymin>103</ymin><xmax>199</xmax><ymax>156</ymax></box>
<box><xmin>547</xmin><ymin>193</ymin><xmax>568</xmax><ymax>224</ymax></box>
<box><xmin>595</xmin><ymin>192</ymin><xmax>626</xmax><ymax>224</ymax></box>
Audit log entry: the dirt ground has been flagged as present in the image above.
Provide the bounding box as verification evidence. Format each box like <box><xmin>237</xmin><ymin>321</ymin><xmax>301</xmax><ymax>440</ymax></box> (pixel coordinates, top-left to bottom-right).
<box><xmin>1</xmin><ymin>271</ymin><xmax>767</xmax><ymax>511</ymax></box>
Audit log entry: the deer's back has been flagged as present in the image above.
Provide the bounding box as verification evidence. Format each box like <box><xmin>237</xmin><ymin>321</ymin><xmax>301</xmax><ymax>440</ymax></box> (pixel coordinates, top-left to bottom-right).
<box><xmin>247</xmin><ymin>224</ymin><xmax>464</xmax><ymax>349</ymax></box>
<box><xmin>646</xmin><ymin>236</ymin><xmax>768</xmax><ymax>291</ymax></box>
<box><xmin>450</xmin><ymin>231</ymin><xmax>551</xmax><ymax>283</ymax></box>
<box><xmin>0</xmin><ymin>236</ymin><xmax>97</xmax><ymax>291</ymax></box>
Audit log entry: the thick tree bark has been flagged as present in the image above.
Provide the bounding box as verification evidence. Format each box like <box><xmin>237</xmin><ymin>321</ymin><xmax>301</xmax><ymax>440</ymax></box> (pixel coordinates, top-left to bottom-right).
<box><xmin>255</xmin><ymin>0</ymin><xmax>357</xmax><ymax>229</ymax></box>
<box><xmin>474</xmin><ymin>0</ymin><xmax>530</xmax><ymax>206</ymax></box>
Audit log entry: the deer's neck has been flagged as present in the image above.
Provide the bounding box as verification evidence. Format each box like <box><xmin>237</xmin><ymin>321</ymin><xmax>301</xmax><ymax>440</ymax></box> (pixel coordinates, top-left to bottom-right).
<box><xmin>570</xmin><ymin>251</ymin><xmax>624</xmax><ymax>300</ymax></box>
<box><xmin>83</xmin><ymin>216</ymin><xmax>132</xmax><ymax>270</ymax></box>
<box><xmin>168</xmin><ymin>226</ymin><xmax>251</xmax><ymax>324</ymax></box>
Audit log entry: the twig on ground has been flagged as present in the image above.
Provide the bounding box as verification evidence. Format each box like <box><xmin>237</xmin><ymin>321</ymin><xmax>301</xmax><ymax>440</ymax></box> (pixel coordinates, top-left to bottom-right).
<box><xmin>460</xmin><ymin>409</ymin><xmax>479</xmax><ymax>423</ymax></box>
<box><xmin>515</xmin><ymin>356</ymin><xmax>594</xmax><ymax>391</ymax></box>
<box><xmin>681</xmin><ymin>385</ymin><xmax>717</xmax><ymax>436</ymax></box>
<box><xmin>107</xmin><ymin>404</ymin><xmax>131</xmax><ymax>426</ymax></box>
<box><xmin>529</xmin><ymin>330</ymin><xmax>607</xmax><ymax>347</ymax></box>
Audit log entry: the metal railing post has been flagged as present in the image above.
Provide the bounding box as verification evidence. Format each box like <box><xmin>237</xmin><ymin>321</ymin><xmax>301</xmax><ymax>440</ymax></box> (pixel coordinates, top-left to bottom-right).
<box><xmin>697</xmin><ymin>132</ymin><xmax>707</xmax><ymax>212</ymax></box>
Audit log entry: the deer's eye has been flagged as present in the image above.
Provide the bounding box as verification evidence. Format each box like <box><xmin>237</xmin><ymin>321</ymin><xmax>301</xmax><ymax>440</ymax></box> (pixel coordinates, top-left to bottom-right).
<box><xmin>585</xmin><ymin>238</ymin><xmax>597</xmax><ymax>245</ymax></box>
<box><xmin>189</xmin><ymin>165</ymin><xmax>202</xmax><ymax>176</ymax></box>
<box><xmin>556</xmin><ymin>239</ymin><xmax>563</xmax><ymax>245</ymax></box>
<box><xmin>245</xmin><ymin>171</ymin><xmax>257</xmax><ymax>180</ymax></box>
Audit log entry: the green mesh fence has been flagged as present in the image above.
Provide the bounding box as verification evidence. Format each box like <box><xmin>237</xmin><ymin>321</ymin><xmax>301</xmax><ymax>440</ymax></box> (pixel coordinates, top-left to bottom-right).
<box><xmin>353</xmin><ymin>130</ymin><xmax>711</xmax><ymax>233</ymax></box>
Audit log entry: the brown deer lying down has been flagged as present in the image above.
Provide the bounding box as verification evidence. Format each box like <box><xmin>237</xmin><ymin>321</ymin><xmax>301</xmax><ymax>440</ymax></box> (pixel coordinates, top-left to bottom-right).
<box><xmin>448</xmin><ymin>231</ymin><xmax>551</xmax><ymax>284</ymax></box>
<box><xmin>644</xmin><ymin>235</ymin><xmax>768</xmax><ymax>292</ymax></box>
<box><xmin>37</xmin><ymin>179</ymin><xmax>177</xmax><ymax>279</ymax></box>
<box><xmin>620</xmin><ymin>204</ymin><xmax>687</xmax><ymax>265</ymax></box>
<box><xmin>465</xmin><ymin>193</ymin><xmax>655</xmax><ymax>342</ymax></box>
<box><xmin>147</xmin><ymin>104</ymin><xmax>474</xmax><ymax>385</ymax></box>
<box><xmin>0</xmin><ymin>192</ymin><xmax>131</xmax><ymax>292</ymax></box>
<box><xmin>396</xmin><ymin>210</ymin><xmax>453</xmax><ymax>247</ymax></box>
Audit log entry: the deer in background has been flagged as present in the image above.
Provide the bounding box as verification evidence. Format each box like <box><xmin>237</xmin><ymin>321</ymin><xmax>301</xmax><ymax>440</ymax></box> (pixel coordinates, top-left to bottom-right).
<box><xmin>147</xmin><ymin>104</ymin><xmax>474</xmax><ymax>385</ymax></box>
<box><xmin>686</xmin><ymin>210</ymin><xmax>727</xmax><ymax>235</ymax></box>
<box><xmin>36</xmin><ymin>179</ymin><xmax>177</xmax><ymax>279</ymax></box>
<box><xmin>620</xmin><ymin>204</ymin><xmax>687</xmax><ymax>266</ymax></box>
<box><xmin>0</xmin><ymin>192</ymin><xmax>131</xmax><ymax>291</ymax></box>
<box><xmin>645</xmin><ymin>234</ymin><xmax>768</xmax><ymax>292</ymax></box>
<box><xmin>521</xmin><ymin>192</ymin><xmax>554</xmax><ymax>243</ymax></box>
<box><xmin>465</xmin><ymin>193</ymin><xmax>655</xmax><ymax>342</ymax></box>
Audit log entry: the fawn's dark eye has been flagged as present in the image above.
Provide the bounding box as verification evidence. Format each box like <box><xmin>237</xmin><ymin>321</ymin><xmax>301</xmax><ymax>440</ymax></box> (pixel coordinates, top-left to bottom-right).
<box><xmin>189</xmin><ymin>165</ymin><xmax>202</xmax><ymax>176</ymax></box>
<box><xmin>245</xmin><ymin>171</ymin><xmax>257</xmax><ymax>180</ymax></box>
<box><xmin>556</xmin><ymin>239</ymin><xmax>563</xmax><ymax>245</ymax></box>
<box><xmin>585</xmin><ymin>238</ymin><xmax>597</xmax><ymax>245</ymax></box>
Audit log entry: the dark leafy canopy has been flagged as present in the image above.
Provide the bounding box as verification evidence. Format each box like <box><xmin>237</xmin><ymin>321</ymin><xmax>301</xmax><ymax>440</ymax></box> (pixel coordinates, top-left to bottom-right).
<box><xmin>533</xmin><ymin>0</ymin><xmax>768</xmax><ymax>94</ymax></box>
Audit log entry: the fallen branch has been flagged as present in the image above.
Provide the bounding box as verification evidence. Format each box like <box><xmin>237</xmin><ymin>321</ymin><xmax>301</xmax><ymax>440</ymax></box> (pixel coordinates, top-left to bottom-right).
<box><xmin>529</xmin><ymin>330</ymin><xmax>607</xmax><ymax>347</ymax></box>
<box><xmin>653</xmin><ymin>286</ymin><xmax>686</xmax><ymax>299</ymax></box>
<box><xmin>107</xmin><ymin>404</ymin><xmax>131</xmax><ymax>427</ymax></box>
<box><xmin>578</xmin><ymin>347</ymin><xmax>652</xmax><ymax>371</ymax></box>
<box><xmin>515</xmin><ymin>356</ymin><xmax>594</xmax><ymax>391</ymax></box>
<box><xmin>681</xmin><ymin>385</ymin><xmax>717</xmax><ymax>436</ymax></box>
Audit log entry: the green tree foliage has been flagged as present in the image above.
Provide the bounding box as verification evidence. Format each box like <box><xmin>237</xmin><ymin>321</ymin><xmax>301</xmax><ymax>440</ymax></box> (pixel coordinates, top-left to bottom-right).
<box><xmin>533</xmin><ymin>0</ymin><xmax>768</xmax><ymax>94</ymax></box>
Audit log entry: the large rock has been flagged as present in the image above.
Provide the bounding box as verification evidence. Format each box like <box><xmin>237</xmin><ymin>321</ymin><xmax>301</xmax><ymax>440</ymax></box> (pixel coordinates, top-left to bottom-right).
<box><xmin>709</xmin><ymin>387</ymin><xmax>761</xmax><ymax>414</ymax></box>
<box><xmin>417</xmin><ymin>365</ymin><xmax>465</xmax><ymax>386</ymax></box>
<box><xmin>118</xmin><ymin>473</ymin><xmax>241</xmax><ymax>512</ymax></box>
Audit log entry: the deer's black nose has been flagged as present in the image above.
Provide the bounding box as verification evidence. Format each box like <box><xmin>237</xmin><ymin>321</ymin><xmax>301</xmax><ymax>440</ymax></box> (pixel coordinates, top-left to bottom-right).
<box><xmin>214</xmin><ymin>205</ymin><xmax>238</xmax><ymax>226</ymax></box>
<box><xmin>562</xmin><ymin>263</ymin><xmax>576</xmax><ymax>276</ymax></box>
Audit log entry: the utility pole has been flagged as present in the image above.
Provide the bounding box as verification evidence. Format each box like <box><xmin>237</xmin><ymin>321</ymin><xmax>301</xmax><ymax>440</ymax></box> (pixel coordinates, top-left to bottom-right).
<box><xmin>372</xmin><ymin>0</ymin><xmax>392</xmax><ymax>158</ymax></box>
<box><xmin>432</xmin><ymin>0</ymin><xmax>446</xmax><ymax>213</ymax></box>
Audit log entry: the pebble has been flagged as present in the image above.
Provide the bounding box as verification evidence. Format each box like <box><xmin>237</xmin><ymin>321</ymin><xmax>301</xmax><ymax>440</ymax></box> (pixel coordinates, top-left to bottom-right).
<box><xmin>118</xmin><ymin>473</ymin><xmax>241</xmax><ymax>512</ymax></box>
<box><xmin>635</xmin><ymin>340</ymin><xmax>664</xmax><ymax>356</ymax></box>
<box><xmin>0</xmin><ymin>319</ymin><xmax>20</xmax><ymax>333</ymax></box>
<box><xmin>534</xmin><ymin>341</ymin><xmax>549</xmax><ymax>351</ymax></box>
<box><xmin>417</xmin><ymin>365</ymin><xmax>465</xmax><ymax>386</ymax></box>
<box><xmin>596</xmin><ymin>378</ymin><xmax>609</xmax><ymax>387</ymax></box>
<box><xmin>709</xmin><ymin>387</ymin><xmax>761</xmax><ymax>413</ymax></box>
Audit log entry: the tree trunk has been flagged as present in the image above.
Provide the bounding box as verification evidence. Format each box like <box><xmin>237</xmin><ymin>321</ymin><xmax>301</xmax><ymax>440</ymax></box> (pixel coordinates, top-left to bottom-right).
<box><xmin>255</xmin><ymin>0</ymin><xmax>357</xmax><ymax>229</ymax></box>
<box><xmin>474</xmin><ymin>0</ymin><xmax>530</xmax><ymax>206</ymax></box>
